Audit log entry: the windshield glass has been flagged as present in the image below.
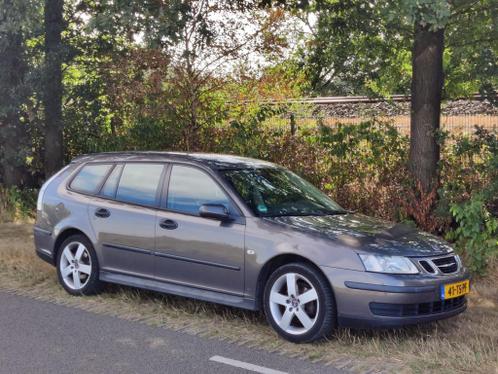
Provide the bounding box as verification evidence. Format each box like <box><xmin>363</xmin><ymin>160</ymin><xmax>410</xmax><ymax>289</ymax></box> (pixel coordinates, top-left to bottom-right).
<box><xmin>220</xmin><ymin>167</ymin><xmax>346</xmax><ymax>217</ymax></box>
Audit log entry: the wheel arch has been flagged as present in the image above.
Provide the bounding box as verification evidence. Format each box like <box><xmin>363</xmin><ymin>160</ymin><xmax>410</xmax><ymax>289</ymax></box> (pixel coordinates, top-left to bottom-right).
<box><xmin>255</xmin><ymin>253</ymin><xmax>332</xmax><ymax>310</ymax></box>
<box><xmin>52</xmin><ymin>227</ymin><xmax>93</xmax><ymax>265</ymax></box>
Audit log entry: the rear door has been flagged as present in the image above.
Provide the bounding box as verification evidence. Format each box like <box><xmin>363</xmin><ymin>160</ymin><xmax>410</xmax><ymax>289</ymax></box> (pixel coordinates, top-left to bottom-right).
<box><xmin>154</xmin><ymin>164</ymin><xmax>245</xmax><ymax>295</ymax></box>
<box><xmin>88</xmin><ymin>162</ymin><xmax>165</xmax><ymax>278</ymax></box>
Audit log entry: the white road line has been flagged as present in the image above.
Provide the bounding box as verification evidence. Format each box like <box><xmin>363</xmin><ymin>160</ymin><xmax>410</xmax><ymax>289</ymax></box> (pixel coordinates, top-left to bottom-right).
<box><xmin>209</xmin><ymin>355</ymin><xmax>288</xmax><ymax>374</ymax></box>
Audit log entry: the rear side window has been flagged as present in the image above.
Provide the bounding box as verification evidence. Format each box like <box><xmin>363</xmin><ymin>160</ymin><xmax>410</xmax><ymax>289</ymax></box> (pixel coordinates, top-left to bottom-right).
<box><xmin>115</xmin><ymin>163</ymin><xmax>164</xmax><ymax>206</ymax></box>
<box><xmin>167</xmin><ymin>165</ymin><xmax>229</xmax><ymax>215</ymax></box>
<box><xmin>100</xmin><ymin>164</ymin><xmax>123</xmax><ymax>198</ymax></box>
<box><xmin>70</xmin><ymin>164</ymin><xmax>113</xmax><ymax>194</ymax></box>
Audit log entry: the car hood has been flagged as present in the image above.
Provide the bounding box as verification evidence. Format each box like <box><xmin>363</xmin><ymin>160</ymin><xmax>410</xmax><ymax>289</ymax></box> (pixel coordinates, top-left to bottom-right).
<box><xmin>264</xmin><ymin>213</ymin><xmax>454</xmax><ymax>257</ymax></box>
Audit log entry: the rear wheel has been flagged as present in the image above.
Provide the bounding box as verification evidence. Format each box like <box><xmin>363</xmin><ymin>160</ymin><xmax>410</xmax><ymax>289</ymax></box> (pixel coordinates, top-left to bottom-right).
<box><xmin>56</xmin><ymin>235</ymin><xmax>102</xmax><ymax>295</ymax></box>
<box><xmin>263</xmin><ymin>263</ymin><xmax>336</xmax><ymax>343</ymax></box>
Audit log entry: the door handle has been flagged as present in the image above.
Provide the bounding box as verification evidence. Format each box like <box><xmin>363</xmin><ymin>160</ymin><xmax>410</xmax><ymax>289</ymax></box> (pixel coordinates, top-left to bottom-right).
<box><xmin>95</xmin><ymin>208</ymin><xmax>111</xmax><ymax>218</ymax></box>
<box><xmin>159</xmin><ymin>219</ymin><xmax>178</xmax><ymax>230</ymax></box>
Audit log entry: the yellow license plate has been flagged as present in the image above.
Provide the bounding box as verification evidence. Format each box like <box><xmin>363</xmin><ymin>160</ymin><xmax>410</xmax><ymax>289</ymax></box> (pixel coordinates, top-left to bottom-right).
<box><xmin>441</xmin><ymin>280</ymin><xmax>470</xmax><ymax>300</ymax></box>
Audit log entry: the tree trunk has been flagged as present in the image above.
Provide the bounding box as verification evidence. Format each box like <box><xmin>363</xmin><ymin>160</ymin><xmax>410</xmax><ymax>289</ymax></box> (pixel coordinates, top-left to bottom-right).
<box><xmin>409</xmin><ymin>24</ymin><xmax>444</xmax><ymax>192</ymax></box>
<box><xmin>43</xmin><ymin>0</ymin><xmax>64</xmax><ymax>177</ymax></box>
<box><xmin>0</xmin><ymin>11</ymin><xmax>29</xmax><ymax>187</ymax></box>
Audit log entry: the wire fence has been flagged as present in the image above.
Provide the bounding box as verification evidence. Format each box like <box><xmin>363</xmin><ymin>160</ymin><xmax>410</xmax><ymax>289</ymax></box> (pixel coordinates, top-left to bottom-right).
<box><xmin>265</xmin><ymin>114</ymin><xmax>498</xmax><ymax>136</ymax></box>
<box><xmin>258</xmin><ymin>95</ymin><xmax>498</xmax><ymax>136</ymax></box>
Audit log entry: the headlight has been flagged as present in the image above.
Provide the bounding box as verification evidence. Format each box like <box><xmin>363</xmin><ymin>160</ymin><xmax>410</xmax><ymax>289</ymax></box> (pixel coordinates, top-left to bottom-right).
<box><xmin>359</xmin><ymin>254</ymin><xmax>419</xmax><ymax>274</ymax></box>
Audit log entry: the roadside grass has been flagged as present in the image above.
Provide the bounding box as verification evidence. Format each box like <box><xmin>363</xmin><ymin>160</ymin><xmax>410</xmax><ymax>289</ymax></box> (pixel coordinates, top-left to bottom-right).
<box><xmin>0</xmin><ymin>223</ymin><xmax>496</xmax><ymax>374</ymax></box>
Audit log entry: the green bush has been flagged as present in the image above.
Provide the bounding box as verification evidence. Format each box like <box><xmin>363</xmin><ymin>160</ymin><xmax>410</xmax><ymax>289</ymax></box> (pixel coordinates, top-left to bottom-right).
<box><xmin>0</xmin><ymin>186</ymin><xmax>38</xmax><ymax>222</ymax></box>
<box><xmin>441</xmin><ymin>127</ymin><xmax>498</xmax><ymax>208</ymax></box>
<box><xmin>440</xmin><ymin>127</ymin><xmax>498</xmax><ymax>274</ymax></box>
<box><xmin>447</xmin><ymin>194</ymin><xmax>498</xmax><ymax>275</ymax></box>
<box><xmin>315</xmin><ymin>120</ymin><xmax>409</xmax><ymax>220</ymax></box>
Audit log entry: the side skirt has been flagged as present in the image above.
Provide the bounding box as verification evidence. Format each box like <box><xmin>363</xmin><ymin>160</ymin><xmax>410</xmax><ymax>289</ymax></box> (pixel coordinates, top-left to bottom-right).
<box><xmin>99</xmin><ymin>270</ymin><xmax>258</xmax><ymax>311</ymax></box>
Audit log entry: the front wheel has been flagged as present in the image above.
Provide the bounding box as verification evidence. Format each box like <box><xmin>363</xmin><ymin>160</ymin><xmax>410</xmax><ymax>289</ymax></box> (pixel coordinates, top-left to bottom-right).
<box><xmin>56</xmin><ymin>234</ymin><xmax>103</xmax><ymax>296</ymax></box>
<box><xmin>263</xmin><ymin>263</ymin><xmax>337</xmax><ymax>343</ymax></box>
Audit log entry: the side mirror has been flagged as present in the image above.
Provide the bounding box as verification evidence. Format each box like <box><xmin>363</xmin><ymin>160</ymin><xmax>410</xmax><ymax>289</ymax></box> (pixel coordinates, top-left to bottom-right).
<box><xmin>199</xmin><ymin>204</ymin><xmax>230</xmax><ymax>221</ymax></box>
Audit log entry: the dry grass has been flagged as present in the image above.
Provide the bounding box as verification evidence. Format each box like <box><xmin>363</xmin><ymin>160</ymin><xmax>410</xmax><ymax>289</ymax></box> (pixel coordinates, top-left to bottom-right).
<box><xmin>0</xmin><ymin>223</ymin><xmax>497</xmax><ymax>374</ymax></box>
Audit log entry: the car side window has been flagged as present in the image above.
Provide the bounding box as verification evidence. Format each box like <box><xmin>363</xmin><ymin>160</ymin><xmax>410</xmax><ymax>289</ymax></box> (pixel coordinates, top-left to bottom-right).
<box><xmin>100</xmin><ymin>164</ymin><xmax>123</xmax><ymax>198</ymax></box>
<box><xmin>70</xmin><ymin>164</ymin><xmax>113</xmax><ymax>194</ymax></box>
<box><xmin>115</xmin><ymin>163</ymin><xmax>164</xmax><ymax>206</ymax></box>
<box><xmin>167</xmin><ymin>165</ymin><xmax>229</xmax><ymax>215</ymax></box>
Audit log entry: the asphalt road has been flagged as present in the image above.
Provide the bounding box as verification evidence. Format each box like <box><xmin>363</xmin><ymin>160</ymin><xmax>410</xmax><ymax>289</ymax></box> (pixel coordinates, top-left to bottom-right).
<box><xmin>0</xmin><ymin>291</ymin><xmax>343</xmax><ymax>374</ymax></box>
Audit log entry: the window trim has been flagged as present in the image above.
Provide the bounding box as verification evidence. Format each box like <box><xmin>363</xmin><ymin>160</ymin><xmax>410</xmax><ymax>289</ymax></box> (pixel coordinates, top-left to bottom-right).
<box><xmin>97</xmin><ymin>162</ymin><xmax>125</xmax><ymax>199</ymax></box>
<box><xmin>159</xmin><ymin>163</ymin><xmax>172</xmax><ymax>209</ymax></box>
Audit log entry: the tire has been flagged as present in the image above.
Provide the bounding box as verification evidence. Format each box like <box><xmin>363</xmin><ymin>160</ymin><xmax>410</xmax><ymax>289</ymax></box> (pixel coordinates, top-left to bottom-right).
<box><xmin>56</xmin><ymin>234</ymin><xmax>103</xmax><ymax>296</ymax></box>
<box><xmin>263</xmin><ymin>262</ymin><xmax>336</xmax><ymax>343</ymax></box>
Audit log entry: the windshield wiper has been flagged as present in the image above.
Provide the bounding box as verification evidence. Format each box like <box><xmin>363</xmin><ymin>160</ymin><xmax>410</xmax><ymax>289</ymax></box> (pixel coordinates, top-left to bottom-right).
<box><xmin>317</xmin><ymin>209</ymin><xmax>349</xmax><ymax>216</ymax></box>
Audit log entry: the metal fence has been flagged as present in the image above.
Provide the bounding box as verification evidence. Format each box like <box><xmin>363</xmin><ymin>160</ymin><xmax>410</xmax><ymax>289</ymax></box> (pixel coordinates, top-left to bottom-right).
<box><xmin>262</xmin><ymin>95</ymin><xmax>498</xmax><ymax>136</ymax></box>
<box><xmin>327</xmin><ymin>114</ymin><xmax>493</xmax><ymax>135</ymax></box>
<box><xmin>265</xmin><ymin>114</ymin><xmax>498</xmax><ymax>136</ymax></box>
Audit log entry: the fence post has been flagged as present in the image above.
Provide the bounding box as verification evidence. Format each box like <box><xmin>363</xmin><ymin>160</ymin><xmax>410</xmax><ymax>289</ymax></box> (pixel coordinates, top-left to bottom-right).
<box><xmin>290</xmin><ymin>113</ymin><xmax>297</xmax><ymax>136</ymax></box>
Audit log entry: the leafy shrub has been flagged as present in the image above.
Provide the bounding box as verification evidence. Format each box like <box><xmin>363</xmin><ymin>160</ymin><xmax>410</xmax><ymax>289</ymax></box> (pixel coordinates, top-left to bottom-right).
<box><xmin>399</xmin><ymin>181</ymin><xmax>447</xmax><ymax>234</ymax></box>
<box><xmin>440</xmin><ymin>127</ymin><xmax>498</xmax><ymax>274</ymax></box>
<box><xmin>265</xmin><ymin>132</ymin><xmax>330</xmax><ymax>188</ymax></box>
<box><xmin>447</xmin><ymin>194</ymin><xmax>498</xmax><ymax>275</ymax></box>
<box><xmin>441</xmin><ymin>127</ymin><xmax>498</xmax><ymax>210</ymax></box>
<box><xmin>207</xmin><ymin>104</ymin><xmax>287</xmax><ymax>158</ymax></box>
<box><xmin>0</xmin><ymin>186</ymin><xmax>37</xmax><ymax>222</ymax></box>
<box><xmin>315</xmin><ymin>120</ymin><xmax>409</xmax><ymax>220</ymax></box>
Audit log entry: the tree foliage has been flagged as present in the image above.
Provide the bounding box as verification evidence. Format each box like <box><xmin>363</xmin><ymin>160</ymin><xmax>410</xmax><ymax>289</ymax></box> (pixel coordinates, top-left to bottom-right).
<box><xmin>302</xmin><ymin>0</ymin><xmax>497</xmax><ymax>99</ymax></box>
<box><xmin>0</xmin><ymin>0</ymin><xmax>42</xmax><ymax>186</ymax></box>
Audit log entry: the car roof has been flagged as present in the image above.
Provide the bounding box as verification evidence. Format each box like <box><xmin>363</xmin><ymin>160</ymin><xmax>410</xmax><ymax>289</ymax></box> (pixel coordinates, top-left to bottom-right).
<box><xmin>71</xmin><ymin>151</ymin><xmax>277</xmax><ymax>170</ymax></box>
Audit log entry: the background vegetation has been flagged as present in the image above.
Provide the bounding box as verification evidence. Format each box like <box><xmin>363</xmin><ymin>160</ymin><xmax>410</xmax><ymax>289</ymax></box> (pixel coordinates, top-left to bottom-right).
<box><xmin>0</xmin><ymin>0</ymin><xmax>497</xmax><ymax>273</ymax></box>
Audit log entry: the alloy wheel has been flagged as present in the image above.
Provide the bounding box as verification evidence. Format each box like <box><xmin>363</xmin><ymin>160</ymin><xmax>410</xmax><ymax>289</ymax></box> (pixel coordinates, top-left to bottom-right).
<box><xmin>269</xmin><ymin>272</ymin><xmax>319</xmax><ymax>335</ymax></box>
<box><xmin>59</xmin><ymin>241</ymin><xmax>92</xmax><ymax>290</ymax></box>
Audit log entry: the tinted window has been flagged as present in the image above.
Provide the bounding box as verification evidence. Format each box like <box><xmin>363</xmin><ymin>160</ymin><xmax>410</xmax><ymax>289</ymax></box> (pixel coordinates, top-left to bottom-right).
<box><xmin>115</xmin><ymin>163</ymin><xmax>164</xmax><ymax>206</ymax></box>
<box><xmin>167</xmin><ymin>165</ymin><xmax>229</xmax><ymax>215</ymax></box>
<box><xmin>70</xmin><ymin>164</ymin><xmax>113</xmax><ymax>194</ymax></box>
<box><xmin>100</xmin><ymin>164</ymin><xmax>123</xmax><ymax>198</ymax></box>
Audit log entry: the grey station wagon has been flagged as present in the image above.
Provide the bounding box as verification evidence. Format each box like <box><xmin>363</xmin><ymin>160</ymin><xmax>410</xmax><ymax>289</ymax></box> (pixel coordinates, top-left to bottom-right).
<box><xmin>34</xmin><ymin>152</ymin><xmax>470</xmax><ymax>343</ymax></box>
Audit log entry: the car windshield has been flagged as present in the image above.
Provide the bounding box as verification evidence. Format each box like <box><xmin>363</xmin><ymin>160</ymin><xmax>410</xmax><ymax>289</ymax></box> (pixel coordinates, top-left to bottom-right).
<box><xmin>220</xmin><ymin>167</ymin><xmax>346</xmax><ymax>217</ymax></box>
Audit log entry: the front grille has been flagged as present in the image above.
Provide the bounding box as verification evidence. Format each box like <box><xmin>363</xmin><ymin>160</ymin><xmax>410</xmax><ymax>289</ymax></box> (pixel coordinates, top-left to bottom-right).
<box><xmin>370</xmin><ymin>296</ymin><xmax>466</xmax><ymax>317</ymax></box>
<box><xmin>432</xmin><ymin>255</ymin><xmax>458</xmax><ymax>274</ymax></box>
<box><xmin>417</xmin><ymin>255</ymin><xmax>459</xmax><ymax>274</ymax></box>
<box><xmin>419</xmin><ymin>260</ymin><xmax>436</xmax><ymax>273</ymax></box>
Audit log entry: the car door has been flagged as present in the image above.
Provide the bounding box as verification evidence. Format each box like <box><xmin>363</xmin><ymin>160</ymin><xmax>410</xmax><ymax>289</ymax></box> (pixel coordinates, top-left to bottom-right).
<box><xmin>154</xmin><ymin>164</ymin><xmax>245</xmax><ymax>295</ymax></box>
<box><xmin>88</xmin><ymin>162</ymin><xmax>165</xmax><ymax>278</ymax></box>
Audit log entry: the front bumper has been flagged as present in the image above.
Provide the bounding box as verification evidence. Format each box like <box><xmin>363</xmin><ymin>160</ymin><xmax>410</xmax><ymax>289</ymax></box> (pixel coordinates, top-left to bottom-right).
<box><xmin>321</xmin><ymin>266</ymin><xmax>470</xmax><ymax>329</ymax></box>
